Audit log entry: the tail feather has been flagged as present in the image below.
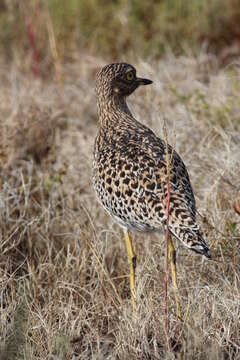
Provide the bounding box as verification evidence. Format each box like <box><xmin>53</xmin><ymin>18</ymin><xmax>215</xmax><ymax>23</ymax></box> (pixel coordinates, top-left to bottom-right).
<box><xmin>169</xmin><ymin>225</ymin><xmax>211</xmax><ymax>259</ymax></box>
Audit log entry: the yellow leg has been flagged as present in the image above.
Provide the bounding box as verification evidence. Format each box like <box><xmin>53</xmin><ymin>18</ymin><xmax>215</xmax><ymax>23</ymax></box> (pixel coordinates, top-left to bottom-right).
<box><xmin>169</xmin><ymin>236</ymin><xmax>182</xmax><ymax>320</ymax></box>
<box><xmin>124</xmin><ymin>230</ymin><xmax>136</xmax><ymax>311</ymax></box>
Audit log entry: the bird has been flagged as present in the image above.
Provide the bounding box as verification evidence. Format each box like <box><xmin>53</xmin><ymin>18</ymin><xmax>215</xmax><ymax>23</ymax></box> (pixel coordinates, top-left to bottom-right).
<box><xmin>93</xmin><ymin>62</ymin><xmax>211</xmax><ymax>317</ymax></box>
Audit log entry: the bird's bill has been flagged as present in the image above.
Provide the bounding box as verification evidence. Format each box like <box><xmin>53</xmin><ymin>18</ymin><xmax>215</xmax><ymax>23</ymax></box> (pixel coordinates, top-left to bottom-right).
<box><xmin>136</xmin><ymin>77</ymin><xmax>153</xmax><ymax>86</ymax></box>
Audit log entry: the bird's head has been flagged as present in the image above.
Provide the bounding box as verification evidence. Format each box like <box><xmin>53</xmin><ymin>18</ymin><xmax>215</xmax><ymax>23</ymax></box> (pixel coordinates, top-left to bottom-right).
<box><xmin>96</xmin><ymin>63</ymin><xmax>152</xmax><ymax>101</ymax></box>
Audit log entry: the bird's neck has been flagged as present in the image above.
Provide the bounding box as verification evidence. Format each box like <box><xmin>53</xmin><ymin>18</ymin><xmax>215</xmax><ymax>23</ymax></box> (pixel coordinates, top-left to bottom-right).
<box><xmin>97</xmin><ymin>95</ymin><xmax>133</xmax><ymax>127</ymax></box>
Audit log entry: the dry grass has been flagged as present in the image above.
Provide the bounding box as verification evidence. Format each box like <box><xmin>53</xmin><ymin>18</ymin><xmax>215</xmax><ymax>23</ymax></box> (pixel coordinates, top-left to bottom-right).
<box><xmin>0</xmin><ymin>53</ymin><xmax>240</xmax><ymax>359</ymax></box>
<box><xmin>3</xmin><ymin>0</ymin><xmax>240</xmax><ymax>63</ymax></box>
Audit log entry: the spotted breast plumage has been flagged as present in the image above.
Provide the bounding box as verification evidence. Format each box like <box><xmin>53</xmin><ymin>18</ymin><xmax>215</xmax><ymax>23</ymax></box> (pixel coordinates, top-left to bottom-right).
<box><xmin>92</xmin><ymin>62</ymin><xmax>211</xmax><ymax>314</ymax></box>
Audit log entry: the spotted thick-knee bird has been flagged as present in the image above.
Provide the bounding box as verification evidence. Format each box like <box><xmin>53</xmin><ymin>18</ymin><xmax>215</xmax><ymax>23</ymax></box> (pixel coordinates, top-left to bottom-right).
<box><xmin>93</xmin><ymin>62</ymin><xmax>211</xmax><ymax>316</ymax></box>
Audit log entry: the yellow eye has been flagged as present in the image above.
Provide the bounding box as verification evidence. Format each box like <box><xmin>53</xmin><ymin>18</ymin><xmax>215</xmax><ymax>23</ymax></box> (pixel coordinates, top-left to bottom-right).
<box><xmin>126</xmin><ymin>71</ymin><xmax>134</xmax><ymax>81</ymax></box>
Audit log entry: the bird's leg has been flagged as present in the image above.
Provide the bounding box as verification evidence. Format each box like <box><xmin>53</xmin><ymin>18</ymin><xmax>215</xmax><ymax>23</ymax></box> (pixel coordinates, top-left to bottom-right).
<box><xmin>169</xmin><ymin>236</ymin><xmax>182</xmax><ymax>320</ymax></box>
<box><xmin>124</xmin><ymin>230</ymin><xmax>136</xmax><ymax>311</ymax></box>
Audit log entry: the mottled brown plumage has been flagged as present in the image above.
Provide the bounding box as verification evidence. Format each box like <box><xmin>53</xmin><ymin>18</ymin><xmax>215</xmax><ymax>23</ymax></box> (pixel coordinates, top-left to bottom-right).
<box><xmin>93</xmin><ymin>62</ymin><xmax>211</xmax><ymax>258</ymax></box>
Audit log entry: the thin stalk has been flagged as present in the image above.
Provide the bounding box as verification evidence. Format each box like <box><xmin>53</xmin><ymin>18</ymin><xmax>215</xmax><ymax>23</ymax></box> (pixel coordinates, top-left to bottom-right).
<box><xmin>44</xmin><ymin>1</ymin><xmax>64</xmax><ymax>105</ymax></box>
<box><xmin>163</xmin><ymin>120</ymin><xmax>171</xmax><ymax>351</ymax></box>
<box><xmin>17</xmin><ymin>1</ymin><xmax>39</xmax><ymax>76</ymax></box>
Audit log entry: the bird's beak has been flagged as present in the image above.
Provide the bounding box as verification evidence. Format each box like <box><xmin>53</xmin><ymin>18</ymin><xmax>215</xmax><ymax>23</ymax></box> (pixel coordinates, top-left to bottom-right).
<box><xmin>136</xmin><ymin>77</ymin><xmax>153</xmax><ymax>86</ymax></box>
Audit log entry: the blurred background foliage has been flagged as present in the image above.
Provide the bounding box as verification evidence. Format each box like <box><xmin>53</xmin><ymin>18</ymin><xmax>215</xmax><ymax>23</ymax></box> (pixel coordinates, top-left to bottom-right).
<box><xmin>1</xmin><ymin>0</ymin><xmax>240</xmax><ymax>70</ymax></box>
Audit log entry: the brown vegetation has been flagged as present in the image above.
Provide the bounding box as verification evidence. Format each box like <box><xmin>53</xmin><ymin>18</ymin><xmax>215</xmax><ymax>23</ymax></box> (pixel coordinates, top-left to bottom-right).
<box><xmin>0</xmin><ymin>53</ymin><xmax>239</xmax><ymax>359</ymax></box>
<box><xmin>2</xmin><ymin>0</ymin><xmax>240</xmax><ymax>66</ymax></box>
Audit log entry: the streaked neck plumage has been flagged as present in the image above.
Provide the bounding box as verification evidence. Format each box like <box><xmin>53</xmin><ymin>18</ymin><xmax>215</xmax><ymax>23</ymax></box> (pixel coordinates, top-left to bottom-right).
<box><xmin>96</xmin><ymin>85</ymin><xmax>133</xmax><ymax>127</ymax></box>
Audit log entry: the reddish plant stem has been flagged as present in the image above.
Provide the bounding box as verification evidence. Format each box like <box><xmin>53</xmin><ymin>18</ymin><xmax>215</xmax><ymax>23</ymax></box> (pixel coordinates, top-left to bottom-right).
<box><xmin>164</xmin><ymin>181</ymin><xmax>171</xmax><ymax>346</ymax></box>
<box><xmin>232</xmin><ymin>199</ymin><xmax>240</xmax><ymax>216</ymax></box>
<box><xmin>26</xmin><ymin>20</ymin><xmax>39</xmax><ymax>77</ymax></box>
<box><xmin>17</xmin><ymin>0</ymin><xmax>39</xmax><ymax>77</ymax></box>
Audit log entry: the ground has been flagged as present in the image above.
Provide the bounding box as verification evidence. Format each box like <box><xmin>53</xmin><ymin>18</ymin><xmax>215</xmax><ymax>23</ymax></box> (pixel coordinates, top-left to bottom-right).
<box><xmin>0</xmin><ymin>54</ymin><xmax>239</xmax><ymax>359</ymax></box>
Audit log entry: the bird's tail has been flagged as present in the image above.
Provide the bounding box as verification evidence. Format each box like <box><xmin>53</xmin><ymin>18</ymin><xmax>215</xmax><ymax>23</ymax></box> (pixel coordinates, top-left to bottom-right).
<box><xmin>170</xmin><ymin>225</ymin><xmax>211</xmax><ymax>259</ymax></box>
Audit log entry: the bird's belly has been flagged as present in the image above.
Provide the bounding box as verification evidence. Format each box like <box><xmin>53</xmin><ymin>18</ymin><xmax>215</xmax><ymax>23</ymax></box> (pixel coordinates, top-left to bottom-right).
<box><xmin>93</xmin><ymin>173</ymin><xmax>156</xmax><ymax>233</ymax></box>
<box><xmin>100</xmin><ymin>200</ymin><xmax>156</xmax><ymax>233</ymax></box>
